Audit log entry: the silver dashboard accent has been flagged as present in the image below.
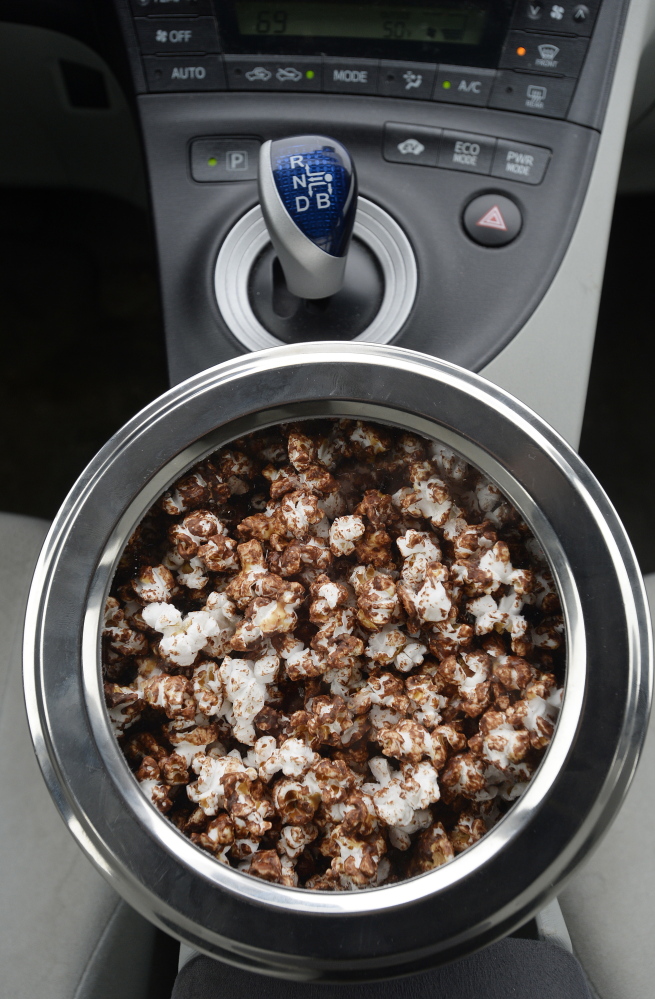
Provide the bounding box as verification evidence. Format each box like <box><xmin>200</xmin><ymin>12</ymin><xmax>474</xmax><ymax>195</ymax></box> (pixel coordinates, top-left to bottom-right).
<box><xmin>23</xmin><ymin>343</ymin><xmax>652</xmax><ymax>980</ymax></box>
<box><xmin>214</xmin><ymin>198</ymin><xmax>417</xmax><ymax>351</ymax></box>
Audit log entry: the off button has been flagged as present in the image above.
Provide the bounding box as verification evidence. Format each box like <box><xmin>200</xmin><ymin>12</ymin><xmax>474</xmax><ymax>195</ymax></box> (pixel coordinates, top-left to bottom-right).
<box><xmin>463</xmin><ymin>194</ymin><xmax>522</xmax><ymax>247</ymax></box>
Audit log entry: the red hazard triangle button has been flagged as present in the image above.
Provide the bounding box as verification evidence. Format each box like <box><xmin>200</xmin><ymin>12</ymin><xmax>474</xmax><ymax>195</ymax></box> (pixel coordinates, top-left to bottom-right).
<box><xmin>476</xmin><ymin>205</ymin><xmax>507</xmax><ymax>231</ymax></box>
<box><xmin>463</xmin><ymin>194</ymin><xmax>522</xmax><ymax>246</ymax></box>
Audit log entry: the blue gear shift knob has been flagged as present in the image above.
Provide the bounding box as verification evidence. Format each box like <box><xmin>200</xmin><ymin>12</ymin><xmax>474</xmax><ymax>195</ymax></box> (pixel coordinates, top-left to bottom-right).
<box><xmin>258</xmin><ymin>134</ymin><xmax>357</xmax><ymax>299</ymax></box>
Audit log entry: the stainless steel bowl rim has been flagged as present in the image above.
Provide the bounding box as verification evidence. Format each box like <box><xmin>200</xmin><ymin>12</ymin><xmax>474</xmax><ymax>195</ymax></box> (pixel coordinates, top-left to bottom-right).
<box><xmin>23</xmin><ymin>343</ymin><xmax>652</xmax><ymax>980</ymax></box>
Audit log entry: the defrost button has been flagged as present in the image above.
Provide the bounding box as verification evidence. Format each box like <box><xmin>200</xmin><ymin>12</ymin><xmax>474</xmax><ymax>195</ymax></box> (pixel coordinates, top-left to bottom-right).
<box><xmin>501</xmin><ymin>31</ymin><xmax>588</xmax><ymax>76</ymax></box>
<box><xmin>489</xmin><ymin>71</ymin><xmax>576</xmax><ymax>117</ymax></box>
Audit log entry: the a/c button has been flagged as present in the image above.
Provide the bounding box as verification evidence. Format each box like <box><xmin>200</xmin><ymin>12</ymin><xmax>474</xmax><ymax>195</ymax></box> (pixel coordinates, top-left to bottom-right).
<box><xmin>434</xmin><ymin>65</ymin><xmax>495</xmax><ymax>107</ymax></box>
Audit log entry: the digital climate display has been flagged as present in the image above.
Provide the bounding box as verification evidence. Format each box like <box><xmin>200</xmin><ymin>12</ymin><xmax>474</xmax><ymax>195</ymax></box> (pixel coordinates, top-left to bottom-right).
<box><xmin>235</xmin><ymin>2</ymin><xmax>487</xmax><ymax>46</ymax></box>
<box><xmin>218</xmin><ymin>0</ymin><xmax>512</xmax><ymax>67</ymax></box>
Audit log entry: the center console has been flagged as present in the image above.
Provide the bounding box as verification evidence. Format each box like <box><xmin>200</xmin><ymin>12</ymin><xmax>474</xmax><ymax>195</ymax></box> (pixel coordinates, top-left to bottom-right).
<box><xmin>113</xmin><ymin>0</ymin><xmax>630</xmax><ymax>421</ymax></box>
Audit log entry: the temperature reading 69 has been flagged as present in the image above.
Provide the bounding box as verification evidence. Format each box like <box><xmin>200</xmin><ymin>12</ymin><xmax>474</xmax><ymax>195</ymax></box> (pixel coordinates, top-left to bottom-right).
<box><xmin>255</xmin><ymin>9</ymin><xmax>288</xmax><ymax>33</ymax></box>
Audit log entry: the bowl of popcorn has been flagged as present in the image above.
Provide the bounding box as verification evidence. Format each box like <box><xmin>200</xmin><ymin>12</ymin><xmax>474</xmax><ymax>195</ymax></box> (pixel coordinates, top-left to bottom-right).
<box><xmin>25</xmin><ymin>343</ymin><xmax>651</xmax><ymax>980</ymax></box>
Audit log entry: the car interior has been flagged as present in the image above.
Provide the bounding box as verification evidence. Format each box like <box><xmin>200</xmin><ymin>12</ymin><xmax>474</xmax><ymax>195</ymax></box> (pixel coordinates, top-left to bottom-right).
<box><xmin>1</xmin><ymin>0</ymin><xmax>655</xmax><ymax>996</ymax></box>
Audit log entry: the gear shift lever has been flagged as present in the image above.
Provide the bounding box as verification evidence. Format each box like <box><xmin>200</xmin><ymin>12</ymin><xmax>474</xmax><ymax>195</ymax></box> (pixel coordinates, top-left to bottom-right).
<box><xmin>258</xmin><ymin>134</ymin><xmax>357</xmax><ymax>300</ymax></box>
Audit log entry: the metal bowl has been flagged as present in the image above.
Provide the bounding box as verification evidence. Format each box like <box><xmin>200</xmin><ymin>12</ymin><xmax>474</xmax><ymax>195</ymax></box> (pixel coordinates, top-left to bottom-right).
<box><xmin>23</xmin><ymin>343</ymin><xmax>652</xmax><ymax>981</ymax></box>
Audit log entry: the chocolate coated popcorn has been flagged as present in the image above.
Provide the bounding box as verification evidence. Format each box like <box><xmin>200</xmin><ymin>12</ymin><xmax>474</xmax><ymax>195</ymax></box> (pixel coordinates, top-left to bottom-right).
<box><xmin>103</xmin><ymin>419</ymin><xmax>564</xmax><ymax>890</ymax></box>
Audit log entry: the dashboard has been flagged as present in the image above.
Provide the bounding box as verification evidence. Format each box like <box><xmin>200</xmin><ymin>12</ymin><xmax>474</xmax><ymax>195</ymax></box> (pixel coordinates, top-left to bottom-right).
<box><xmin>112</xmin><ymin>0</ymin><xmax>628</xmax><ymax>423</ymax></box>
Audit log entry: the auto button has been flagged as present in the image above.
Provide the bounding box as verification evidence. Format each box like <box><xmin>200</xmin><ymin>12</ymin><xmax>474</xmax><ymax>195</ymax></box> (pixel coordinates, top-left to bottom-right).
<box><xmin>383</xmin><ymin>123</ymin><xmax>440</xmax><ymax>166</ymax></box>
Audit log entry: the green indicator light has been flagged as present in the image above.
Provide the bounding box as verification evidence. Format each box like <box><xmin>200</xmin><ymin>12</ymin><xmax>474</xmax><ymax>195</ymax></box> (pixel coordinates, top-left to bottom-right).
<box><xmin>306</xmin><ymin>70</ymin><xmax>315</xmax><ymax>79</ymax></box>
<box><xmin>442</xmin><ymin>80</ymin><xmax>451</xmax><ymax>90</ymax></box>
<box><xmin>207</xmin><ymin>157</ymin><xmax>217</xmax><ymax>167</ymax></box>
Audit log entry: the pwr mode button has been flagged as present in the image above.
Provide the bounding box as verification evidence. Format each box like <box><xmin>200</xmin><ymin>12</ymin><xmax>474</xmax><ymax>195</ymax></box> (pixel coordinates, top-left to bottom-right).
<box><xmin>491</xmin><ymin>139</ymin><xmax>551</xmax><ymax>185</ymax></box>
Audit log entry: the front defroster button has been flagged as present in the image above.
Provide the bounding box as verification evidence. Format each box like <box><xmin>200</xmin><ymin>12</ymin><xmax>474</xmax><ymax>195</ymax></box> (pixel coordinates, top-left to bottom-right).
<box><xmin>463</xmin><ymin>194</ymin><xmax>522</xmax><ymax>247</ymax></box>
<box><xmin>439</xmin><ymin>131</ymin><xmax>495</xmax><ymax>175</ymax></box>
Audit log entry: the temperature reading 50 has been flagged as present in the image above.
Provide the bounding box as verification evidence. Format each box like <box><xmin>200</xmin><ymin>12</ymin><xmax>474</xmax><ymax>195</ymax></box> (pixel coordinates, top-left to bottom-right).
<box><xmin>382</xmin><ymin>19</ymin><xmax>410</xmax><ymax>38</ymax></box>
<box><xmin>255</xmin><ymin>10</ymin><xmax>288</xmax><ymax>33</ymax></box>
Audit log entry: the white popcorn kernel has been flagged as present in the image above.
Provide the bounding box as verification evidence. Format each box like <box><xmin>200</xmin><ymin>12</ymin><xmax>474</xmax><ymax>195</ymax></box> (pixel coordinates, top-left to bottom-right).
<box><xmin>187</xmin><ymin>753</ymin><xmax>256</xmax><ymax>816</ymax></box>
<box><xmin>329</xmin><ymin>515</ymin><xmax>366</xmax><ymax>556</ymax></box>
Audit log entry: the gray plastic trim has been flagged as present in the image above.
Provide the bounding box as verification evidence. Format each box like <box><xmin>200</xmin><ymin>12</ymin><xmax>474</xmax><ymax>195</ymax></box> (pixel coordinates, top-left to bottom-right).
<box><xmin>214</xmin><ymin>197</ymin><xmax>417</xmax><ymax>351</ymax></box>
<box><xmin>482</xmin><ymin>0</ymin><xmax>655</xmax><ymax>448</ymax></box>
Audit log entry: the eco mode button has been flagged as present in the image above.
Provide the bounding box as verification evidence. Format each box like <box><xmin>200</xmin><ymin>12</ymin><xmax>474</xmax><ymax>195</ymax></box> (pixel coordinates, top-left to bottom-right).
<box><xmin>439</xmin><ymin>131</ymin><xmax>495</xmax><ymax>176</ymax></box>
<box><xmin>491</xmin><ymin>139</ymin><xmax>551</xmax><ymax>184</ymax></box>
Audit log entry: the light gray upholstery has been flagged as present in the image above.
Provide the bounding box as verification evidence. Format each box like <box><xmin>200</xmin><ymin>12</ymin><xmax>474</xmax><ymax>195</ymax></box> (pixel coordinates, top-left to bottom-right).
<box><xmin>559</xmin><ymin>573</ymin><xmax>655</xmax><ymax>999</ymax></box>
<box><xmin>0</xmin><ymin>512</ymin><xmax>156</xmax><ymax>999</ymax></box>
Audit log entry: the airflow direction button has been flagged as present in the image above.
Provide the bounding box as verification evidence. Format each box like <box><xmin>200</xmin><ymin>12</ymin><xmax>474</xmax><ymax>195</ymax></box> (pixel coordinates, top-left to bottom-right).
<box><xmin>378</xmin><ymin>61</ymin><xmax>436</xmax><ymax>100</ymax></box>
